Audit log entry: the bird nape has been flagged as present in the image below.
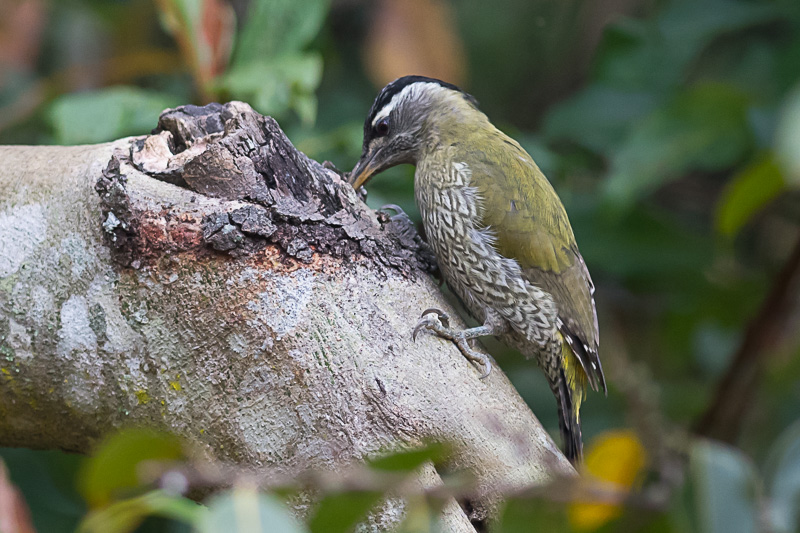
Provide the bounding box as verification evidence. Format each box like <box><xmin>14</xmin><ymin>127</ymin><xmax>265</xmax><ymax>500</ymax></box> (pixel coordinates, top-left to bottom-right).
<box><xmin>348</xmin><ymin>75</ymin><xmax>606</xmax><ymax>464</ymax></box>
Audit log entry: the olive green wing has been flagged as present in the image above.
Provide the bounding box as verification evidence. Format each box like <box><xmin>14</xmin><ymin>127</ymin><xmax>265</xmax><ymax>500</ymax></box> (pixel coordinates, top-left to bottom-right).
<box><xmin>465</xmin><ymin>135</ymin><xmax>605</xmax><ymax>392</ymax></box>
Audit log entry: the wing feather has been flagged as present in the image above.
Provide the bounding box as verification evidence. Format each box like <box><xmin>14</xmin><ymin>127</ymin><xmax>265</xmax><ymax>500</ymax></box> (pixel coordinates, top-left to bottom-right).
<box><xmin>460</xmin><ymin>134</ymin><xmax>606</xmax><ymax>392</ymax></box>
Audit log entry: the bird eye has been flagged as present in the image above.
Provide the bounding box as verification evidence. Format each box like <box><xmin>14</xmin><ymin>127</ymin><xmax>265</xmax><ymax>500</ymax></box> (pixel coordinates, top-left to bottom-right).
<box><xmin>374</xmin><ymin>118</ymin><xmax>390</xmax><ymax>137</ymax></box>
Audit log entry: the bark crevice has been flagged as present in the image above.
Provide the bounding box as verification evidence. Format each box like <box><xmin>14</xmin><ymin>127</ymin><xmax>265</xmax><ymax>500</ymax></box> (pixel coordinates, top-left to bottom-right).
<box><xmin>0</xmin><ymin>102</ymin><xmax>571</xmax><ymax>531</ymax></box>
<box><xmin>102</xmin><ymin>101</ymin><xmax>435</xmax><ymax>275</ymax></box>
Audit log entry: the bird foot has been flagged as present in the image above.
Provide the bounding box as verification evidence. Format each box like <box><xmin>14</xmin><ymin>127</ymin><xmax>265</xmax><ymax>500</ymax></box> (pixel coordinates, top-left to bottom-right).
<box><xmin>378</xmin><ymin>204</ymin><xmax>417</xmax><ymax>241</ymax></box>
<box><xmin>412</xmin><ymin>309</ymin><xmax>492</xmax><ymax>379</ymax></box>
<box><xmin>378</xmin><ymin>204</ymin><xmax>407</xmax><ymax>218</ymax></box>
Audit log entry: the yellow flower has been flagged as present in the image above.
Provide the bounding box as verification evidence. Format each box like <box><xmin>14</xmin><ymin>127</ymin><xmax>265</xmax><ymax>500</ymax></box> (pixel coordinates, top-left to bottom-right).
<box><xmin>569</xmin><ymin>430</ymin><xmax>647</xmax><ymax>531</ymax></box>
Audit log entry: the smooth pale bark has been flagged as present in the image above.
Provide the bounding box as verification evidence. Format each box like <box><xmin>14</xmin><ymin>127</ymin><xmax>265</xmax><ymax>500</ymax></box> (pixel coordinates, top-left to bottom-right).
<box><xmin>0</xmin><ymin>102</ymin><xmax>571</xmax><ymax>531</ymax></box>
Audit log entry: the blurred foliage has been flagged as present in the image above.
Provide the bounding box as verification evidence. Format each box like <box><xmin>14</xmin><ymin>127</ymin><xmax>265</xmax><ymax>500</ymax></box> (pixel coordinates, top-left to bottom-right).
<box><xmin>3</xmin><ymin>426</ymin><xmax>792</xmax><ymax>532</ymax></box>
<box><xmin>2</xmin><ymin>0</ymin><xmax>800</xmax><ymax>530</ymax></box>
<box><xmin>49</xmin><ymin>86</ymin><xmax>181</xmax><ymax>144</ymax></box>
<box><xmin>362</xmin><ymin>0</ymin><xmax>467</xmax><ymax>88</ymax></box>
<box><xmin>0</xmin><ymin>0</ymin><xmax>326</xmax><ymax>145</ymax></box>
<box><xmin>78</xmin><ymin>429</ymin><xmax>187</xmax><ymax>508</ymax></box>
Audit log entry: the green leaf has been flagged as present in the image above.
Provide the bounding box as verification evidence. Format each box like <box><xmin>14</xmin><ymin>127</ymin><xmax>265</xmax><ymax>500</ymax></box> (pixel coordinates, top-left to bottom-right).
<box><xmin>542</xmin><ymin>86</ymin><xmax>658</xmax><ymax>154</ymax></box>
<box><xmin>232</xmin><ymin>0</ymin><xmax>329</xmax><ymax>64</ymax></box>
<box><xmin>48</xmin><ymin>87</ymin><xmax>180</xmax><ymax>145</ymax></box>
<box><xmin>198</xmin><ymin>488</ymin><xmax>308</xmax><ymax>533</ymax></box>
<box><xmin>592</xmin><ymin>510</ymin><xmax>674</xmax><ymax>533</ymax></box>
<box><xmin>291</xmin><ymin>94</ymin><xmax>318</xmax><ymax>127</ymax></box>
<box><xmin>396</xmin><ymin>495</ymin><xmax>439</xmax><ymax>533</ymax></box>
<box><xmin>594</xmin><ymin>0</ymin><xmax>780</xmax><ymax>92</ymax></box>
<box><xmin>216</xmin><ymin>53</ymin><xmax>322</xmax><ymax>123</ymax></box>
<box><xmin>0</xmin><ymin>448</ymin><xmax>85</xmax><ymax>533</ymax></box>
<box><xmin>219</xmin><ymin>0</ymin><xmax>328</xmax><ymax>122</ymax></box>
<box><xmin>604</xmin><ymin>83</ymin><xmax>752</xmax><ymax>208</ymax></box>
<box><xmin>368</xmin><ymin>443</ymin><xmax>448</xmax><ymax>472</ymax></box>
<box><xmin>568</xmin><ymin>196</ymin><xmax>714</xmax><ymax>282</ymax></box>
<box><xmin>156</xmin><ymin>0</ymin><xmax>236</xmax><ymax>84</ymax></box>
<box><xmin>499</xmin><ymin>497</ymin><xmax>570</xmax><ymax>533</ymax></box>
<box><xmin>657</xmin><ymin>0</ymin><xmax>780</xmax><ymax>57</ymax></box>
<box><xmin>78</xmin><ymin>429</ymin><xmax>185</xmax><ymax>507</ymax></box>
<box><xmin>688</xmin><ymin>440</ymin><xmax>760</xmax><ymax>533</ymax></box>
<box><xmin>776</xmin><ymin>85</ymin><xmax>800</xmax><ymax>184</ymax></box>
<box><xmin>715</xmin><ymin>153</ymin><xmax>786</xmax><ymax>236</ymax></box>
<box><xmin>308</xmin><ymin>491</ymin><xmax>383</xmax><ymax>533</ymax></box>
<box><xmin>78</xmin><ymin>490</ymin><xmax>204</xmax><ymax>533</ymax></box>
<box><xmin>764</xmin><ymin>419</ymin><xmax>800</xmax><ymax>533</ymax></box>
<box><xmin>305</xmin><ymin>444</ymin><xmax>450</xmax><ymax>533</ymax></box>
<box><xmin>593</xmin><ymin>18</ymin><xmax>679</xmax><ymax>92</ymax></box>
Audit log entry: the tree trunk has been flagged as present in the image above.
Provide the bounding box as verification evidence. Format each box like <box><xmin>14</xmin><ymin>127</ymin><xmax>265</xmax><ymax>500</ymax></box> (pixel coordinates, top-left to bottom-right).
<box><xmin>0</xmin><ymin>102</ymin><xmax>571</xmax><ymax>531</ymax></box>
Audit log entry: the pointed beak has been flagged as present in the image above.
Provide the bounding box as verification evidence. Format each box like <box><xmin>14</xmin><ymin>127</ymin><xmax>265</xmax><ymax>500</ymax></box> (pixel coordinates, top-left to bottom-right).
<box><xmin>348</xmin><ymin>154</ymin><xmax>379</xmax><ymax>191</ymax></box>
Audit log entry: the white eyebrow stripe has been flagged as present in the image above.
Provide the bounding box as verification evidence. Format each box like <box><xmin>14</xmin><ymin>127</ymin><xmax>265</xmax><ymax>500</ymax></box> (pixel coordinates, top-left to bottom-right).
<box><xmin>371</xmin><ymin>82</ymin><xmax>445</xmax><ymax>127</ymax></box>
<box><xmin>371</xmin><ymin>100</ymin><xmax>397</xmax><ymax>126</ymax></box>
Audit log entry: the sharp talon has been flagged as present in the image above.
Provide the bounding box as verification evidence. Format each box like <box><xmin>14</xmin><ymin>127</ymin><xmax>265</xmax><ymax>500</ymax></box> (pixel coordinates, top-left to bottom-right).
<box><xmin>478</xmin><ymin>360</ymin><xmax>492</xmax><ymax>380</ymax></box>
<box><xmin>413</xmin><ymin>310</ymin><xmax>448</xmax><ymax>342</ymax></box>
<box><xmin>419</xmin><ymin>308</ymin><xmax>450</xmax><ymax>328</ymax></box>
<box><xmin>412</xmin><ymin>323</ymin><xmax>425</xmax><ymax>342</ymax></box>
<box><xmin>379</xmin><ymin>204</ymin><xmax>405</xmax><ymax>217</ymax></box>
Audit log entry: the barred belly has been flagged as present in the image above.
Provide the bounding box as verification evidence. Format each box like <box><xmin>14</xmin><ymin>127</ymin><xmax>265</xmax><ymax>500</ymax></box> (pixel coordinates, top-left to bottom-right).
<box><xmin>414</xmin><ymin>159</ymin><xmax>560</xmax><ymax>358</ymax></box>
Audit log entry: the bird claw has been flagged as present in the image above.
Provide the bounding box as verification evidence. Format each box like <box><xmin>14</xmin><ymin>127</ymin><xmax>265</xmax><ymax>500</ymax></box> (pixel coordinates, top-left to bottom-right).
<box><xmin>419</xmin><ymin>308</ymin><xmax>450</xmax><ymax>328</ymax></box>
<box><xmin>412</xmin><ymin>309</ymin><xmax>491</xmax><ymax>378</ymax></box>
<box><xmin>412</xmin><ymin>309</ymin><xmax>448</xmax><ymax>342</ymax></box>
<box><xmin>412</xmin><ymin>321</ymin><xmax>429</xmax><ymax>343</ymax></box>
<box><xmin>378</xmin><ymin>204</ymin><xmax>407</xmax><ymax>218</ymax></box>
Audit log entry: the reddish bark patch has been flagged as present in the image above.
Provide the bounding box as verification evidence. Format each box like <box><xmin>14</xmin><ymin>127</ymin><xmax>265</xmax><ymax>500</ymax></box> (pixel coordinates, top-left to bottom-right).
<box><xmin>97</xmin><ymin>102</ymin><xmax>436</xmax><ymax>277</ymax></box>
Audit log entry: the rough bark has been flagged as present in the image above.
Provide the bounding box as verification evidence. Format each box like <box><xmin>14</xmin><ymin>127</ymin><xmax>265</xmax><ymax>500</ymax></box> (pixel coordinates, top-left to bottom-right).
<box><xmin>0</xmin><ymin>101</ymin><xmax>571</xmax><ymax>531</ymax></box>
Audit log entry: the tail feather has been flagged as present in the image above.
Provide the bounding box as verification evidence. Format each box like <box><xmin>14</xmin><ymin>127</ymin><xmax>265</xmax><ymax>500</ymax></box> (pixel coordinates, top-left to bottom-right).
<box><xmin>553</xmin><ymin>368</ymin><xmax>583</xmax><ymax>464</ymax></box>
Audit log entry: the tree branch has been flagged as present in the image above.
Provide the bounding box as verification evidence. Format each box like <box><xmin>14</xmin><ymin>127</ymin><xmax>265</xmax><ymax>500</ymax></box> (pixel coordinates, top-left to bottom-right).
<box><xmin>0</xmin><ymin>102</ymin><xmax>571</xmax><ymax>530</ymax></box>
<box><xmin>695</xmin><ymin>233</ymin><xmax>800</xmax><ymax>442</ymax></box>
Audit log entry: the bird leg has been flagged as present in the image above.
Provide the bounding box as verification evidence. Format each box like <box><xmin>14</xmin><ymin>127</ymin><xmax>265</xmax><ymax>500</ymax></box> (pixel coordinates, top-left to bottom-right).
<box><xmin>412</xmin><ymin>308</ymin><xmax>508</xmax><ymax>379</ymax></box>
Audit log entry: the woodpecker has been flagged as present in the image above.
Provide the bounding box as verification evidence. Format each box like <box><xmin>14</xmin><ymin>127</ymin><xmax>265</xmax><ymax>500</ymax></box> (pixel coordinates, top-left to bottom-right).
<box><xmin>348</xmin><ymin>75</ymin><xmax>606</xmax><ymax>462</ymax></box>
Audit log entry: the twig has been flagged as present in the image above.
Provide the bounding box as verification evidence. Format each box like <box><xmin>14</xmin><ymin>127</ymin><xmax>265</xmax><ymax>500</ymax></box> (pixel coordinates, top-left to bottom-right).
<box><xmin>140</xmin><ymin>456</ymin><xmax>669</xmax><ymax>513</ymax></box>
<box><xmin>603</xmin><ymin>314</ymin><xmax>687</xmax><ymax>507</ymax></box>
<box><xmin>695</xmin><ymin>233</ymin><xmax>800</xmax><ymax>442</ymax></box>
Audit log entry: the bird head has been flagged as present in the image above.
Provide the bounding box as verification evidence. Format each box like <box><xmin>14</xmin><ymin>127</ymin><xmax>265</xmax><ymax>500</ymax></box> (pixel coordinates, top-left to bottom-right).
<box><xmin>348</xmin><ymin>75</ymin><xmax>479</xmax><ymax>191</ymax></box>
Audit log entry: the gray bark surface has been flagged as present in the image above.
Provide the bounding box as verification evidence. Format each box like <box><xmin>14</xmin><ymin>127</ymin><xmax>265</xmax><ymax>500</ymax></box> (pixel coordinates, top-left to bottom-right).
<box><xmin>0</xmin><ymin>102</ymin><xmax>571</xmax><ymax>531</ymax></box>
